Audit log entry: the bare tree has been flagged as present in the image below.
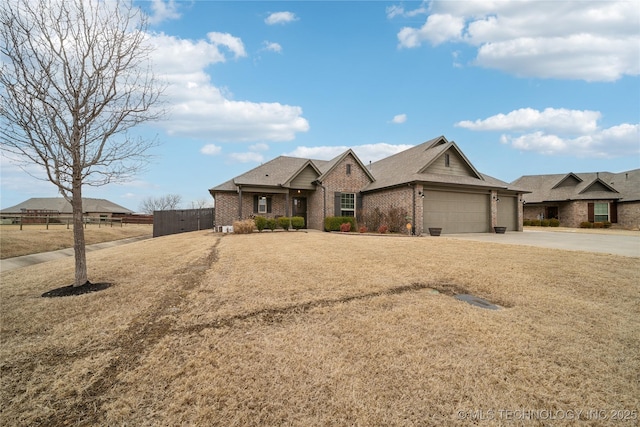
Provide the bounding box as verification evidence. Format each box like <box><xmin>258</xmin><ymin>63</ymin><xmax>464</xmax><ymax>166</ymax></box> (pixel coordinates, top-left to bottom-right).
<box><xmin>0</xmin><ymin>0</ymin><xmax>164</xmax><ymax>287</ymax></box>
<box><xmin>138</xmin><ymin>194</ymin><xmax>182</xmax><ymax>214</ymax></box>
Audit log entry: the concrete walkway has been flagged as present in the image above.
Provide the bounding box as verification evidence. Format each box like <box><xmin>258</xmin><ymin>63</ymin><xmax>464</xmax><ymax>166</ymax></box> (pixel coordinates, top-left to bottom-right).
<box><xmin>445</xmin><ymin>229</ymin><xmax>640</xmax><ymax>257</ymax></box>
<box><xmin>0</xmin><ymin>236</ymin><xmax>152</xmax><ymax>273</ymax></box>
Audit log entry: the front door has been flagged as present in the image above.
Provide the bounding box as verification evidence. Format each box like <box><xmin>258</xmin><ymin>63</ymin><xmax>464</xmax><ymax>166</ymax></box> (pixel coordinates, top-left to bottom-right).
<box><xmin>292</xmin><ymin>197</ymin><xmax>307</xmax><ymax>228</ymax></box>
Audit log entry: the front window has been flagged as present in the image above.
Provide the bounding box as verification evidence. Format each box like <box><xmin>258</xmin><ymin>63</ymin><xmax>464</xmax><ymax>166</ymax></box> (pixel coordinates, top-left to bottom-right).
<box><xmin>594</xmin><ymin>203</ymin><xmax>608</xmax><ymax>222</ymax></box>
<box><xmin>258</xmin><ymin>197</ymin><xmax>267</xmax><ymax>214</ymax></box>
<box><xmin>340</xmin><ymin>193</ymin><xmax>355</xmax><ymax>216</ymax></box>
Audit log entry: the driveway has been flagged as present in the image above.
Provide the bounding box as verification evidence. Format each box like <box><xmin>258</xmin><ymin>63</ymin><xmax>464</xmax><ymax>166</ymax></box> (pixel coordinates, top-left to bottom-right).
<box><xmin>445</xmin><ymin>229</ymin><xmax>640</xmax><ymax>257</ymax></box>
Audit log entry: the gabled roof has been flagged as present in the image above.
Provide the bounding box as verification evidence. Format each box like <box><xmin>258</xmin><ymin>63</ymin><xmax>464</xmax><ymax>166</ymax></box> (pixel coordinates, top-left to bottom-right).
<box><xmin>362</xmin><ymin>136</ymin><xmax>523</xmax><ymax>192</ymax></box>
<box><xmin>512</xmin><ymin>169</ymin><xmax>640</xmax><ymax>203</ymax></box>
<box><xmin>316</xmin><ymin>149</ymin><xmax>375</xmax><ymax>183</ymax></box>
<box><xmin>0</xmin><ymin>198</ymin><xmax>133</xmax><ymax>214</ymax></box>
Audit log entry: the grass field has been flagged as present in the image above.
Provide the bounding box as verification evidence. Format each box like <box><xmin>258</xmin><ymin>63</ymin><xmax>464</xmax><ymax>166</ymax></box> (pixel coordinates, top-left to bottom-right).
<box><xmin>1</xmin><ymin>230</ymin><xmax>638</xmax><ymax>426</ymax></box>
<box><xmin>0</xmin><ymin>223</ymin><xmax>153</xmax><ymax>259</ymax></box>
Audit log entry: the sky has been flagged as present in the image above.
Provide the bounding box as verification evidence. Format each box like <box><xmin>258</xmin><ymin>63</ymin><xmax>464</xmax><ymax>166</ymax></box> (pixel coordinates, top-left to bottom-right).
<box><xmin>1</xmin><ymin>0</ymin><xmax>639</xmax><ymax>212</ymax></box>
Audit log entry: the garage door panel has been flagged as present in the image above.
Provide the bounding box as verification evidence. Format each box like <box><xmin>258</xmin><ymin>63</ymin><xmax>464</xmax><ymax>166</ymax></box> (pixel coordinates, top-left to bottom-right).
<box><xmin>424</xmin><ymin>190</ymin><xmax>490</xmax><ymax>233</ymax></box>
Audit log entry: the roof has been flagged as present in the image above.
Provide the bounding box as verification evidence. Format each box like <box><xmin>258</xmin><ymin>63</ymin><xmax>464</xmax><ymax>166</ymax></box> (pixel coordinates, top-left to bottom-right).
<box><xmin>511</xmin><ymin>169</ymin><xmax>640</xmax><ymax>203</ymax></box>
<box><xmin>0</xmin><ymin>198</ymin><xmax>133</xmax><ymax>214</ymax></box>
<box><xmin>209</xmin><ymin>135</ymin><xmax>528</xmax><ymax>194</ymax></box>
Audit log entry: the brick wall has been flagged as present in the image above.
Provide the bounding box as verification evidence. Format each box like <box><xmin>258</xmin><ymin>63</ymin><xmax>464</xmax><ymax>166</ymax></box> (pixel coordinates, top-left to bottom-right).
<box><xmin>617</xmin><ymin>201</ymin><xmax>640</xmax><ymax>230</ymax></box>
<box><xmin>213</xmin><ymin>192</ymin><xmax>237</xmax><ymax>227</ymax></box>
<box><xmin>362</xmin><ymin>186</ymin><xmax>417</xmax><ymax>234</ymax></box>
<box><xmin>524</xmin><ymin>200</ymin><xmax>638</xmax><ymax>229</ymax></box>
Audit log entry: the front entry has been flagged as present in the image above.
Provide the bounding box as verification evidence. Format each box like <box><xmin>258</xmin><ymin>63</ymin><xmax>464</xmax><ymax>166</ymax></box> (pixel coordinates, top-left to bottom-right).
<box><xmin>292</xmin><ymin>197</ymin><xmax>307</xmax><ymax>228</ymax></box>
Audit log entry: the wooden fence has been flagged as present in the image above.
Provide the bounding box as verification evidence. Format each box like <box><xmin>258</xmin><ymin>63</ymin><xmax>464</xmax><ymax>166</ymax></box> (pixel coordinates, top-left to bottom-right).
<box><xmin>152</xmin><ymin>208</ymin><xmax>214</xmax><ymax>238</ymax></box>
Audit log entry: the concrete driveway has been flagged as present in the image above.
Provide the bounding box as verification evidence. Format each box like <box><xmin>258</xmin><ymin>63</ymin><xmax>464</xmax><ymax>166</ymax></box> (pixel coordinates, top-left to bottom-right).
<box><xmin>444</xmin><ymin>229</ymin><xmax>640</xmax><ymax>257</ymax></box>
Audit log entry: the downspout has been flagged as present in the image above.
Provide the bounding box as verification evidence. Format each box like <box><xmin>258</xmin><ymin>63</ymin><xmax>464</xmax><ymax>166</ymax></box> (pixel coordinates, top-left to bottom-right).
<box><xmin>237</xmin><ymin>186</ymin><xmax>242</xmax><ymax>220</ymax></box>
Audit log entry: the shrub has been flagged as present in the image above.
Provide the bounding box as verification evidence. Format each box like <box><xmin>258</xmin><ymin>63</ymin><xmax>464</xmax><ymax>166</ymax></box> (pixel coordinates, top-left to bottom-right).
<box><xmin>580</xmin><ymin>221</ymin><xmax>593</xmax><ymax>228</ymax></box>
<box><xmin>266</xmin><ymin>218</ymin><xmax>277</xmax><ymax>231</ymax></box>
<box><xmin>324</xmin><ymin>216</ymin><xmax>357</xmax><ymax>232</ymax></box>
<box><xmin>233</xmin><ymin>219</ymin><xmax>255</xmax><ymax>234</ymax></box>
<box><xmin>523</xmin><ymin>219</ymin><xmax>532</xmax><ymax>226</ymax></box>
<box><xmin>593</xmin><ymin>221</ymin><xmax>604</xmax><ymax>229</ymax></box>
<box><xmin>603</xmin><ymin>221</ymin><xmax>612</xmax><ymax>228</ymax></box>
<box><xmin>291</xmin><ymin>216</ymin><xmax>305</xmax><ymax>230</ymax></box>
<box><xmin>254</xmin><ymin>216</ymin><xmax>267</xmax><ymax>232</ymax></box>
<box><xmin>359</xmin><ymin>226</ymin><xmax>367</xmax><ymax>233</ymax></box>
<box><xmin>549</xmin><ymin>218</ymin><xmax>560</xmax><ymax>227</ymax></box>
<box><xmin>386</xmin><ymin>206</ymin><xmax>409</xmax><ymax>233</ymax></box>
<box><xmin>340</xmin><ymin>222</ymin><xmax>351</xmax><ymax>232</ymax></box>
<box><xmin>359</xmin><ymin>207</ymin><xmax>384</xmax><ymax>231</ymax></box>
<box><xmin>278</xmin><ymin>216</ymin><xmax>291</xmax><ymax>231</ymax></box>
<box><xmin>540</xmin><ymin>219</ymin><xmax>550</xmax><ymax>227</ymax></box>
<box><xmin>530</xmin><ymin>219</ymin><xmax>541</xmax><ymax>226</ymax></box>
<box><xmin>378</xmin><ymin>224</ymin><xmax>388</xmax><ymax>234</ymax></box>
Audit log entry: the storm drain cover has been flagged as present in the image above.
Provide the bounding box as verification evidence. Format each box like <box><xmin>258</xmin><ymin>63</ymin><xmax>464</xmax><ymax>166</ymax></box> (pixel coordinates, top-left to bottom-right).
<box><xmin>455</xmin><ymin>294</ymin><xmax>500</xmax><ymax>310</ymax></box>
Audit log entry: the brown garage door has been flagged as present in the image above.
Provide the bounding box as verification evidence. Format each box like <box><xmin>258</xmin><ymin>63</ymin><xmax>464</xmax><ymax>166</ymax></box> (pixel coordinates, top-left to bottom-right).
<box><xmin>423</xmin><ymin>190</ymin><xmax>490</xmax><ymax>233</ymax></box>
<box><xmin>497</xmin><ymin>195</ymin><xmax>517</xmax><ymax>231</ymax></box>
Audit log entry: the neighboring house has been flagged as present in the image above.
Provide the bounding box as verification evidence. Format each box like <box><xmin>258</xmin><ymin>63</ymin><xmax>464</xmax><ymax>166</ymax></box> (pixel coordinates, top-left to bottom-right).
<box><xmin>512</xmin><ymin>169</ymin><xmax>640</xmax><ymax>229</ymax></box>
<box><xmin>0</xmin><ymin>197</ymin><xmax>133</xmax><ymax>222</ymax></box>
<box><xmin>210</xmin><ymin>136</ymin><xmax>528</xmax><ymax>235</ymax></box>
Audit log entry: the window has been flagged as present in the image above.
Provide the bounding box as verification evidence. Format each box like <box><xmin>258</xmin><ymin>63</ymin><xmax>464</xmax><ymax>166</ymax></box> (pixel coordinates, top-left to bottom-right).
<box><xmin>258</xmin><ymin>197</ymin><xmax>267</xmax><ymax>213</ymax></box>
<box><xmin>594</xmin><ymin>202</ymin><xmax>608</xmax><ymax>222</ymax></box>
<box><xmin>445</xmin><ymin>153</ymin><xmax>450</xmax><ymax>167</ymax></box>
<box><xmin>340</xmin><ymin>193</ymin><xmax>355</xmax><ymax>216</ymax></box>
<box><xmin>346</xmin><ymin>164</ymin><xmax>352</xmax><ymax>175</ymax></box>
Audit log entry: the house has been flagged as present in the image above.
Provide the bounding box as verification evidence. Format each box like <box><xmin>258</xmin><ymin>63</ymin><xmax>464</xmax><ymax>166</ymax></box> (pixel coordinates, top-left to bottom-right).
<box><xmin>512</xmin><ymin>169</ymin><xmax>640</xmax><ymax>229</ymax></box>
<box><xmin>209</xmin><ymin>136</ymin><xmax>528</xmax><ymax>235</ymax></box>
<box><xmin>0</xmin><ymin>197</ymin><xmax>133</xmax><ymax>223</ymax></box>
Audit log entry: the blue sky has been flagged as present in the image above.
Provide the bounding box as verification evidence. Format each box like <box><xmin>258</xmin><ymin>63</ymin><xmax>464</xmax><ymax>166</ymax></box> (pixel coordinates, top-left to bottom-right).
<box><xmin>1</xmin><ymin>0</ymin><xmax>639</xmax><ymax>211</ymax></box>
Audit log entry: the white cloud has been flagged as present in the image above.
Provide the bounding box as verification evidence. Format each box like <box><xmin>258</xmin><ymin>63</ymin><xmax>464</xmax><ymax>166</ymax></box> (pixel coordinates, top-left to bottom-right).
<box><xmin>265</xmin><ymin>11</ymin><xmax>298</xmax><ymax>25</ymax></box>
<box><xmin>287</xmin><ymin>143</ymin><xmax>414</xmax><ymax>163</ymax></box>
<box><xmin>146</xmin><ymin>33</ymin><xmax>309</xmax><ymax>142</ymax></box>
<box><xmin>229</xmin><ymin>152</ymin><xmax>265</xmax><ymax>163</ymax></box>
<box><xmin>263</xmin><ymin>41</ymin><xmax>283</xmax><ymax>53</ymax></box>
<box><xmin>201</xmin><ymin>144</ymin><xmax>222</xmax><ymax>155</ymax></box>
<box><xmin>396</xmin><ymin>1</ymin><xmax>640</xmax><ymax>81</ymax></box>
<box><xmin>391</xmin><ymin>113</ymin><xmax>407</xmax><ymax>124</ymax></box>
<box><xmin>456</xmin><ymin>108</ymin><xmax>601</xmax><ymax>134</ymax></box>
<box><xmin>147</xmin><ymin>0</ymin><xmax>181</xmax><ymax>25</ymax></box>
<box><xmin>249</xmin><ymin>143</ymin><xmax>269</xmax><ymax>151</ymax></box>
<box><xmin>458</xmin><ymin>108</ymin><xmax>639</xmax><ymax>158</ymax></box>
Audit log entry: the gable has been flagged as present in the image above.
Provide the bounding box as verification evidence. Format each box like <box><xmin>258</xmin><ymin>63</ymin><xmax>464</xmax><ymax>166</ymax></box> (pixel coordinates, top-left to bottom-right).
<box><xmin>289</xmin><ymin>164</ymin><xmax>320</xmax><ymax>190</ymax></box>
<box><xmin>553</xmin><ymin>173</ymin><xmax>582</xmax><ymax>189</ymax></box>
<box><xmin>580</xmin><ymin>179</ymin><xmax>619</xmax><ymax>194</ymax></box>
<box><xmin>420</xmin><ymin>147</ymin><xmax>479</xmax><ymax>178</ymax></box>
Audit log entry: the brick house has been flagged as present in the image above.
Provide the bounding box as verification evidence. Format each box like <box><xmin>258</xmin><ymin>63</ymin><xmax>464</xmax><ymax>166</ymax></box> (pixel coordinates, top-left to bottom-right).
<box><xmin>209</xmin><ymin>136</ymin><xmax>528</xmax><ymax>234</ymax></box>
<box><xmin>512</xmin><ymin>169</ymin><xmax>640</xmax><ymax>229</ymax></box>
<box><xmin>0</xmin><ymin>197</ymin><xmax>133</xmax><ymax>224</ymax></box>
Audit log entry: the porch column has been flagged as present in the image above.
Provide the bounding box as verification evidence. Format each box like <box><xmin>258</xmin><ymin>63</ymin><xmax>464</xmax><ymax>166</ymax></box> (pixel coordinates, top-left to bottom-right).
<box><xmin>490</xmin><ymin>190</ymin><xmax>498</xmax><ymax>231</ymax></box>
<box><xmin>285</xmin><ymin>192</ymin><xmax>290</xmax><ymax>217</ymax></box>
<box><xmin>238</xmin><ymin>186</ymin><xmax>242</xmax><ymax>220</ymax></box>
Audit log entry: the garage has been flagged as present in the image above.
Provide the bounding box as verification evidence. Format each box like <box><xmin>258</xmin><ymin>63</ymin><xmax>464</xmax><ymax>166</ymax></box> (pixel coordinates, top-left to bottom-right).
<box><xmin>423</xmin><ymin>190</ymin><xmax>490</xmax><ymax>233</ymax></box>
<box><xmin>497</xmin><ymin>195</ymin><xmax>518</xmax><ymax>231</ymax></box>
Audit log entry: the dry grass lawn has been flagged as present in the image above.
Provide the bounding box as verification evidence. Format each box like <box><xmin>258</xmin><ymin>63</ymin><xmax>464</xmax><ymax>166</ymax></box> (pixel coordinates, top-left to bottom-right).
<box><xmin>1</xmin><ymin>230</ymin><xmax>638</xmax><ymax>426</ymax></box>
<box><xmin>0</xmin><ymin>224</ymin><xmax>153</xmax><ymax>259</ymax></box>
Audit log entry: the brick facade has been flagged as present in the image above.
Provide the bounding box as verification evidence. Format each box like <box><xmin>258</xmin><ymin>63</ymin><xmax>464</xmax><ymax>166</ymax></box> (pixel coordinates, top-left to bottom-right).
<box><xmin>523</xmin><ymin>199</ymin><xmax>633</xmax><ymax>228</ymax></box>
<box><xmin>617</xmin><ymin>201</ymin><xmax>640</xmax><ymax>230</ymax></box>
<box><xmin>362</xmin><ymin>186</ymin><xmax>417</xmax><ymax>234</ymax></box>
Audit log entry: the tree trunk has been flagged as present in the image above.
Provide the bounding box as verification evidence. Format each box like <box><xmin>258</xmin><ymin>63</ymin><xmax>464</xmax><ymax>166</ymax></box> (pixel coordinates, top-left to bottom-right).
<box><xmin>72</xmin><ymin>183</ymin><xmax>88</xmax><ymax>287</ymax></box>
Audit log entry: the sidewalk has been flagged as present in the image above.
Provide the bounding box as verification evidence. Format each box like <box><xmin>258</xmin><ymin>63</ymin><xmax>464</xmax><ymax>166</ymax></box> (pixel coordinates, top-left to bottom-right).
<box><xmin>0</xmin><ymin>236</ymin><xmax>152</xmax><ymax>273</ymax></box>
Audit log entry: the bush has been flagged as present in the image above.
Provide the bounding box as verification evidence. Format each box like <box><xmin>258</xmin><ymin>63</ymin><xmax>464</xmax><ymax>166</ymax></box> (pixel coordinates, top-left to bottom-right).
<box><xmin>278</xmin><ymin>216</ymin><xmax>291</xmax><ymax>231</ymax></box>
<box><xmin>580</xmin><ymin>221</ymin><xmax>593</xmax><ymax>228</ymax></box>
<box><xmin>233</xmin><ymin>219</ymin><xmax>255</xmax><ymax>234</ymax></box>
<box><xmin>340</xmin><ymin>222</ymin><xmax>351</xmax><ymax>232</ymax></box>
<box><xmin>530</xmin><ymin>219</ymin><xmax>541</xmax><ymax>226</ymax></box>
<box><xmin>324</xmin><ymin>216</ymin><xmax>356</xmax><ymax>232</ymax></box>
<box><xmin>549</xmin><ymin>218</ymin><xmax>560</xmax><ymax>227</ymax></box>
<box><xmin>265</xmin><ymin>218</ymin><xmax>277</xmax><ymax>231</ymax></box>
<box><xmin>359</xmin><ymin>226</ymin><xmax>367</xmax><ymax>233</ymax></box>
<box><xmin>540</xmin><ymin>219</ymin><xmax>550</xmax><ymax>227</ymax></box>
<box><xmin>291</xmin><ymin>216</ymin><xmax>305</xmax><ymax>230</ymax></box>
<box><xmin>523</xmin><ymin>219</ymin><xmax>532</xmax><ymax>226</ymax></box>
<box><xmin>603</xmin><ymin>221</ymin><xmax>612</xmax><ymax>228</ymax></box>
<box><xmin>593</xmin><ymin>221</ymin><xmax>604</xmax><ymax>229</ymax></box>
<box><xmin>254</xmin><ymin>216</ymin><xmax>267</xmax><ymax>232</ymax></box>
<box><xmin>378</xmin><ymin>224</ymin><xmax>388</xmax><ymax>234</ymax></box>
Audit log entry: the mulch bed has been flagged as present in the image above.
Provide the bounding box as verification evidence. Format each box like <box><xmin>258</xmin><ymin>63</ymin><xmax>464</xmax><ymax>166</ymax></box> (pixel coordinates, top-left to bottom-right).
<box><xmin>41</xmin><ymin>282</ymin><xmax>111</xmax><ymax>298</ymax></box>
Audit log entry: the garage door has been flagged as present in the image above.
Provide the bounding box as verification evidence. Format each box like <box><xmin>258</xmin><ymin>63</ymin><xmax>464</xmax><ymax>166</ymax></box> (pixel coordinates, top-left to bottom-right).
<box><xmin>497</xmin><ymin>195</ymin><xmax>517</xmax><ymax>231</ymax></box>
<box><xmin>423</xmin><ymin>190</ymin><xmax>490</xmax><ymax>233</ymax></box>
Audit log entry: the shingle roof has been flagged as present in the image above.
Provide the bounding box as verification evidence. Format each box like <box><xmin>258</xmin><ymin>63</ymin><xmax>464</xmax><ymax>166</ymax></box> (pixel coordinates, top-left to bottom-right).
<box><xmin>0</xmin><ymin>198</ymin><xmax>133</xmax><ymax>214</ymax></box>
<box><xmin>512</xmin><ymin>169</ymin><xmax>640</xmax><ymax>203</ymax></box>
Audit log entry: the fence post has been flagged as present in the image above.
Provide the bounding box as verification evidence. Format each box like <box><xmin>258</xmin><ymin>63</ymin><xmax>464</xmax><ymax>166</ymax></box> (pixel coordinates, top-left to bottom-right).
<box><xmin>20</xmin><ymin>215</ymin><xmax>23</xmax><ymax>231</ymax></box>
